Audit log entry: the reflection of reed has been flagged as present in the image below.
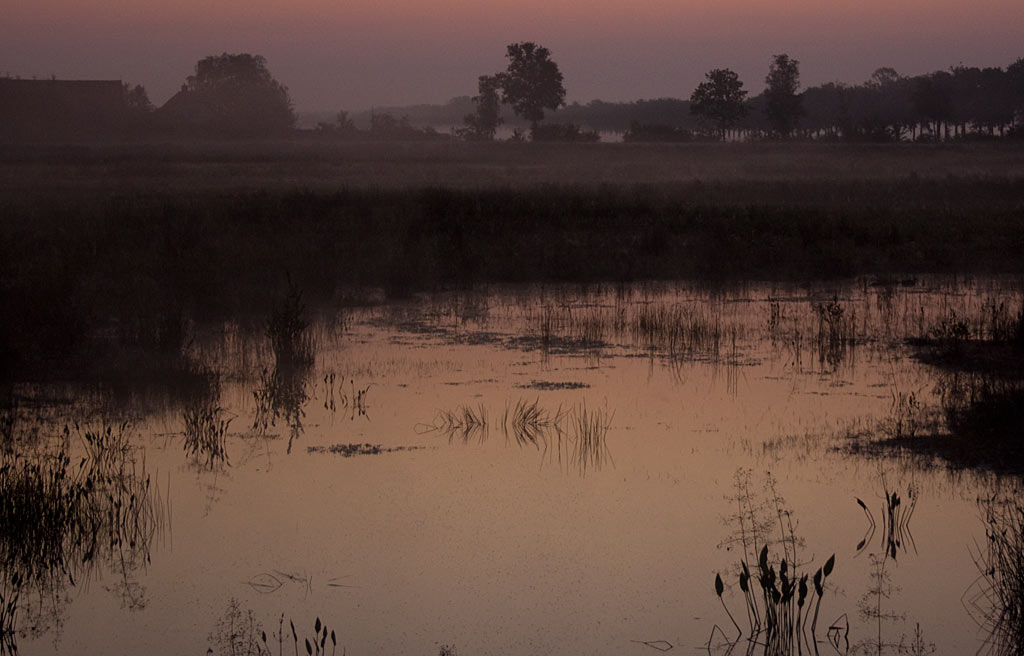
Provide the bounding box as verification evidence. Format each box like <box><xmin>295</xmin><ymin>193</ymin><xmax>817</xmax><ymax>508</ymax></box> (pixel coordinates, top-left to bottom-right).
<box><xmin>855</xmin><ymin>481</ymin><xmax>917</xmax><ymax>561</ymax></box>
<box><xmin>0</xmin><ymin>422</ymin><xmax>168</xmax><ymax>651</ymax></box>
<box><xmin>251</xmin><ymin>281</ymin><xmax>317</xmax><ymax>455</ymax></box>
<box><xmin>420</xmin><ymin>398</ymin><xmax>614</xmax><ymax>475</ymax></box>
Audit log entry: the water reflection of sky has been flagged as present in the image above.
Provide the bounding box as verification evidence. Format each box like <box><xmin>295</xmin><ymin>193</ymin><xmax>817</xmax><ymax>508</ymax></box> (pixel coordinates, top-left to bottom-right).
<box><xmin>5</xmin><ymin>277</ymin><xmax>1023</xmax><ymax>655</ymax></box>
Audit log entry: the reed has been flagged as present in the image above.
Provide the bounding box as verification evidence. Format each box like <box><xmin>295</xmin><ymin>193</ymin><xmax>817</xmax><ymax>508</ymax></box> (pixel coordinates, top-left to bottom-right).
<box><xmin>183</xmin><ymin>396</ymin><xmax>232</xmax><ymax>467</ymax></box>
<box><xmin>0</xmin><ymin>420</ymin><xmax>166</xmax><ymax>651</ymax></box>
<box><xmin>969</xmin><ymin>497</ymin><xmax>1024</xmax><ymax>654</ymax></box>
<box><xmin>267</xmin><ymin>279</ymin><xmax>315</xmax><ymax>371</ymax></box>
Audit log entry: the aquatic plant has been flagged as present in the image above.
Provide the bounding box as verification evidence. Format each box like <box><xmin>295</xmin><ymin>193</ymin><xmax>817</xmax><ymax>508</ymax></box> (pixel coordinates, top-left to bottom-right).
<box><xmin>968</xmin><ymin>497</ymin><xmax>1024</xmax><ymax>655</ymax></box>
<box><xmin>0</xmin><ymin>572</ymin><xmax>19</xmax><ymax>655</ymax></box>
<box><xmin>0</xmin><ymin>421</ymin><xmax>167</xmax><ymax>651</ymax></box>
<box><xmin>813</xmin><ymin>295</ymin><xmax>855</xmax><ymax>368</ymax></box>
<box><xmin>712</xmin><ymin>470</ymin><xmax>837</xmax><ymax>654</ymax></box>
<box><xmin>183</xmin><ymin>396</ymin><xmax>232</xmax><ymax>468</ymax></box>
<box><xmin>209</xmin><ymin>603</ymin><xmax>339</xmax><ymax>656</ymax></box>
<box><xmin>267</xmin><ymin>279</ymin><xmax>315</xmax><ymax>370</ymax></box>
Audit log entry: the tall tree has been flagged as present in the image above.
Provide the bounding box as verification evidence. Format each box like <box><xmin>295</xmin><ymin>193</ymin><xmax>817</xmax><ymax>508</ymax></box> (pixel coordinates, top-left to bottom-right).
<box><xmin>184</xmin><ymin>53</ymin><xmax>294</xmax><ymax>136</ymax></box>
<box><xmin>689</xmin><ymin>68</ymin><xmax>748</xmax><ymax>140</ymax></box>
<box><xmin>497</xmin><ymin>42</ymin><xmax>566</xmax><ymax>133</ymax></box>
<box><xmin>460</xmin><ymin>74</ymin><xmax>503</xmax><ymax>140</ymax></box>
<box><xmin>764</xmin><ymin>54</ymin><xmax>803</xmax><ymax>138</ymax></box>
<box><xmin>912</xmin><ymin>71</ymin><xmax>953</xmax><ymax>139</ymax></box>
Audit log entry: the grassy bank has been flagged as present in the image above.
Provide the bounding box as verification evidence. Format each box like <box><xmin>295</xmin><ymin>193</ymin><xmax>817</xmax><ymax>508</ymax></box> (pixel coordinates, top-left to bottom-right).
<box><xmin>2</xmin><ymin>141</ymin><xmax>1023</xmax><ymax>379</ymax></box>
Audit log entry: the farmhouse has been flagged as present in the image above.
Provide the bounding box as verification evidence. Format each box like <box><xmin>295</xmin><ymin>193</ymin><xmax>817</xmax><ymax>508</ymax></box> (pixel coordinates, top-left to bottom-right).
<box><xmin>0</xmin><ymin>77</ymin><xmax>127</xmax><ymax>139</ymax></box>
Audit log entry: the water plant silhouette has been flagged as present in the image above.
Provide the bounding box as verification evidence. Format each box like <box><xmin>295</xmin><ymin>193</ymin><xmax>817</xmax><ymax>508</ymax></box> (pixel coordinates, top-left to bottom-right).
<box><xmin>965</xmin><ymin>496</ymin><xmax>1024</xmax><ymax>655</ymax></box>
<box><xmin>712</xmin><ymin>470</ymin><xmax>837</xmax><ymax>654</ymax></box>
<box><xmin>0</xmin><ymin>421</ymin><xmax>167</xmax><ymax>652</ymax></box>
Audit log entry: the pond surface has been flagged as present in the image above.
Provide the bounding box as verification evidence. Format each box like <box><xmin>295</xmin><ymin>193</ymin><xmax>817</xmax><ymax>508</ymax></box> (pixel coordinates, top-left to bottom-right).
<box><xmin>4</xmin><ymin>278</ymin><xmax>1023</xmax><ymax>656</ymax></box>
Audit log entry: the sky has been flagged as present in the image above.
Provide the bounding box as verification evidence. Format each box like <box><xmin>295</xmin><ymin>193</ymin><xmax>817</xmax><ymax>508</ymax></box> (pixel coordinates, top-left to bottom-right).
<box><xmin>2</xmin><ymin>0</ymin><xmax>1022</xmax><ymax>112</ymax></box>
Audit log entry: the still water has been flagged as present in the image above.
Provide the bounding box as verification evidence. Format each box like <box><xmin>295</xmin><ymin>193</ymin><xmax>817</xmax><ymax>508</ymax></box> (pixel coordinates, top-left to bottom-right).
<box><xmin>4</xmin><ymin>278</ymin><xmax>1022</xmax><ymax>655</ymax></box>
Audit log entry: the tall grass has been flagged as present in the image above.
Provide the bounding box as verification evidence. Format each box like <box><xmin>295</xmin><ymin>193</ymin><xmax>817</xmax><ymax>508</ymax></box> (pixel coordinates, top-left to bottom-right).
<box><xmin>0</xmin><ymin>420</ymin><xmax>167</xmax><ymax>649</ymax></box>
<box><xmin>969</xmin><ymin>497</ymin><xmax>1024</xmax><ymax>655</ymax></box>
<box><xmin>4</xmin><ymin>171</ymin><xmax>1024</xmax><ymax>382</ymax></box>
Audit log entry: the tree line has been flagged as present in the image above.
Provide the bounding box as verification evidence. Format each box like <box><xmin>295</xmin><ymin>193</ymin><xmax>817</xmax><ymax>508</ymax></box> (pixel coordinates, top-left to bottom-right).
<box><xmin>16</xmin><ymin>48</ymin><xmax>1021</xmax><ymax>141</ymax></box>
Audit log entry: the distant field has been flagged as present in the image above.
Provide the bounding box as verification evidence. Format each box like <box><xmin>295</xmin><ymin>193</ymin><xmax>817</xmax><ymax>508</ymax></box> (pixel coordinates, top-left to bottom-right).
<box><xmin>2</xmin><ymin>140</ymin><xmax>1024</xmax><ymax>191</ymax></box>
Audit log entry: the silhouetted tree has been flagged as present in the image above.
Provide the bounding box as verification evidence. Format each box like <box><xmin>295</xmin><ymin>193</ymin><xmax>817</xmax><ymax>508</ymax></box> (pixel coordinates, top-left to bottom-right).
<box><xmin>459</xmin><ymin>74</ymin><xmax>503</xmax><ymax>140</ymax></box>
<box><xmin>183</xmin><ymin>53</ymin><xmax>295</xmax><ymax>136</ymax></box>
<box><xmin>123</xmin><ymin>83</ymin><xmax>153</xmax><ymax>113</ymax></box>
<box><xmin>764</xmin><ymin>54</ymin><xmax>802</xmax><ymax>138</ymax></box>
<box><xmin>316</xmin><ymin>110</ymin><xmax>358</xmax><ymax>138</ymax></box>
<box><xmin>496</xmin><ymin>42</ymin><xmax>566</xmax><ymax>134</ymax></box>
<box><xmin>912</xmin><ymin>71</ymin><xmax>953</xmax><ymax>139</ymax></box>
<box><xmin>1010</xmin><ymin>58</ymin><xmax>1024</xmax><ymax>132</ymax></box>
<box><xmin>689</xmin><ymin>68</ymin><xmax>748</xmax><ymax>140</ymax></box>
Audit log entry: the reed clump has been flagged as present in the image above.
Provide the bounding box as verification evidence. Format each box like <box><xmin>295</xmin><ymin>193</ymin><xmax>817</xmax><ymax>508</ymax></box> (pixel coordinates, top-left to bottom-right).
<box><xmin>713</xmin><ymin>470</ymin><xmax>837</xmax><ymax>654</ymax></box>
<box><xmin>210</xmin><ymin>600</ymin><xmax>339</xmax><ymax>656</ymax></box>
<box><xmin>183</xmin><ymin>389</ymin><xmax>232</xmax><ymax>468</ymax></box>
<box><xmin>970</xmin><ymin>497</ymin><xmax>1024</xmax><ymax>655</ymax></box>
<box><xmin>267</xmin><ymin>280</ymin><xmax>315</xmax><ymax>371</ymax></box>
<box><xmin>0</xmin><ymin>421</ymin><xmax>166</xmax><ymax>650</ymax></box>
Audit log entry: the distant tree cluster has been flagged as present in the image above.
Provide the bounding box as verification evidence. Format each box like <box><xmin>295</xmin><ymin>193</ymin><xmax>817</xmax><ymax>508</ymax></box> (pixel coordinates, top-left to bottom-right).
<box><xmin>796</xmin><ymin>61</ymin><xmax>1024</xmax><ymax>141</ymax></box>
<box><xmin>179</xmin><ymin>53</ymin><xmax>295</xmax><ymax>136</ymax></box>
<box><xmin>458</xmin><ymin>42</ymin><xmax>576</xmax><ymax>141</ymax></box>
<box><xmin>6</xmin><ymin>47</ymin><xmax>1022</xmax><ymax>143</ymax></box>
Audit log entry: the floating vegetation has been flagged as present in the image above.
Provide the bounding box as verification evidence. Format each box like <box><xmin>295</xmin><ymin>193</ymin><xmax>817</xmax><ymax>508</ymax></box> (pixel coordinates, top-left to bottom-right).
<box><xmin>515</xmin><ymin>380</ymin><xmax>590</xmax><ymax>391</ymax></box>
<box><xmin>965</xmin><ymin>496</ymin><xmax>1024</xmax><ymax>655</ymax></box>
<box><xmin>712</xmin><ymin>470</ymin><xmax>837</xmax><ymax>654</ymax></box>
<box><xmin>307</xmin><ymin>443</ymin><xmax>427</xmax><ymax>457</ymax></box>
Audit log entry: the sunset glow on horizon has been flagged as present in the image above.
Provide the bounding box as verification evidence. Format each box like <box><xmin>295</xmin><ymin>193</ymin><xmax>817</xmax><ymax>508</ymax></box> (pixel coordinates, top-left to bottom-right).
<box><xmin>3</xmin><ymin>0</ymin><xmax>1022</xmax><ymax>111</ymax></box>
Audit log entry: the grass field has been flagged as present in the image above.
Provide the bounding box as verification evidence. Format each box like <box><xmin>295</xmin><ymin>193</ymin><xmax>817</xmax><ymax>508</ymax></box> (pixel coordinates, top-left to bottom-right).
<box><xmin>3</xmin><ymin>139</ymin><xmax>1024</xmax><ymax>190</ymax></box>
<box><xmin>2</xmin><ymin>139</ymin><xmax>1023</xmax><ymax>379</ymax></box>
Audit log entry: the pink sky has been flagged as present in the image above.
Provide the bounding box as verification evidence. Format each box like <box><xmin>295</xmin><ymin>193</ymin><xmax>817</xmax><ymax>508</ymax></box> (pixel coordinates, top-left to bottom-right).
<box><xmin>2</xmin><ymin>0</ymin><xmax>1021</xmax><ymax>111</ymax></box>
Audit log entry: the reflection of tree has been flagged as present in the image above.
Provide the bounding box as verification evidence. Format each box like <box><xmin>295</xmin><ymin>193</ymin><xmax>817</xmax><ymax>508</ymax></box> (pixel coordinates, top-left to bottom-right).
<box><xmin>0</xmin><ymin>422</ymin><xmax>168</xmax><ymax>651</ymax></box>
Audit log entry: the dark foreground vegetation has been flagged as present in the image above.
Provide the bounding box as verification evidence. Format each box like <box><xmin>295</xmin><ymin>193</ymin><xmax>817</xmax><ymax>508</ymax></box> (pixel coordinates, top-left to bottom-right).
<box><xmin>2</xmin><ymin>141</ymin><xmax>1023</xmax><ymax>383</ymax></box>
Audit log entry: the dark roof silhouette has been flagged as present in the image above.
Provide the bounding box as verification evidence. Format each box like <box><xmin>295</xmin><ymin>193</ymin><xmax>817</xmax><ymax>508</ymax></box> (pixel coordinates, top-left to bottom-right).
<box><xmin>0</xmin><ymin>78</ymin><xmax>127</xmax><ymax>140</ymax></box>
